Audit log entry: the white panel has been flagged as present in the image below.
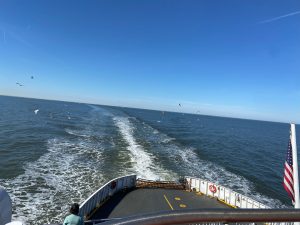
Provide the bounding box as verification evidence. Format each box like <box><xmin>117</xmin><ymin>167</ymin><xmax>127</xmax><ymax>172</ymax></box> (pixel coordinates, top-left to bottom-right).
<box><xmin>205</xmin><ymin>181</ymin><xmax>209</xmax><ymax>195</ymax></box>
<box><xmin>191</xmin><ymin>178</ymin><xmax>197</xmax><ymax>191</ymax></box>
<box><xmin>195</xmin><ymin>179</ymin><xmax>200</xmax><ymax>192</ymax></box>
<box><xmin>216</xmin><ymin>185</ymin><xmax>220</xmax><ymax>198</ymax></box>
<box><xmin>230</xmin><ymin>191</ymin><xmax>236</xmax><ymax>206</ymax></box>
<box><xmin>224</xmin><ymin>188</ymin><xmax>230</xmax><ymax>205</ymax></box>
<box><xmin>235</xmin><ymin>194</ymin><xmax>242</xmax><ymax>208</ymax></box>
<box><xmin>247</xmin><ymin>200</ymin><xmax>253</xmax><ymax>209</ymax></box>
<box><xmin>241</xmin><ymin>197</ymin><xmax>246</xmax><ymax>208</ymax></box>
<box><xmin>200</xmin><ymin>180</ymin><xmax>206</xmax><ymax>194</ymax></box>
<box><xmin>219</xmin><ymin>186</ymin><xmax>225</xmax><ymax>200</ymax></box>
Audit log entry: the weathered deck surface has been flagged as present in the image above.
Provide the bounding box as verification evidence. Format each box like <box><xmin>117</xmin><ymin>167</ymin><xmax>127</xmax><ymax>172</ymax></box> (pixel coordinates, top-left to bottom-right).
<box><xmin>90</xmin><ymin>188</ymin><xmax>229</xmax><ymax>220</ymax></box>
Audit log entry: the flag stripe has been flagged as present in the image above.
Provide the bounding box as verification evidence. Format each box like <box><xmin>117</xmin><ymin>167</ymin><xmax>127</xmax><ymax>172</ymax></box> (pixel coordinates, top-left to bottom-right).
<box><xmin>283</xmin><ymin>139</ymin><xmax>294</xmax><ymax>203</ymax></box>
<box><xmin>284</xmin><ymin>185</ymin><xmax>295</xmax><ymax>201</ymax></box>
<box><xmin>284</xmin><ymin>173</ymin><xmax>293</xmax><ymax>187</ymax></box>
<box><xmin>285</xmin><ymin>162</ymin><xmax>293</xmax><ymax>174</ymax></box>
<box><xmin>284</xmin><ymin>163</ymin><xmax>293</xmax><ymax>181</ymax></box>
<box><xmin>284</xmin><ymin>179</ymin><xmax>294</xmax><ymax>196</ymax></box>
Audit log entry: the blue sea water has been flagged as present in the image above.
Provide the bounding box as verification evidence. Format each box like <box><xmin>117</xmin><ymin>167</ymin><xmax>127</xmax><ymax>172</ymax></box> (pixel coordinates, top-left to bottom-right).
<box><xmin>0</xmin><ymin>95</ymin><xmax>298</xmax><ymax>224</ymax></box>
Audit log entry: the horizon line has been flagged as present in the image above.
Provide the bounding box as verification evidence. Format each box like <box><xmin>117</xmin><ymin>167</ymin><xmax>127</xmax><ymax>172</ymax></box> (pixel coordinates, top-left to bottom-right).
<box><xmin>0</xmin><ymin>94</ymin><xmax>292</xmax><ymax>125</ymax></box>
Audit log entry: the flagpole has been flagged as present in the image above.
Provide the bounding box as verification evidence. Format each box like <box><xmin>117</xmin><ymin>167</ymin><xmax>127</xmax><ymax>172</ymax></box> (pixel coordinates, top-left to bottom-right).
<box><xmin>291</xmin><ymin>123</ymin><xmax>300</xmax><ymax>209</ymax></box>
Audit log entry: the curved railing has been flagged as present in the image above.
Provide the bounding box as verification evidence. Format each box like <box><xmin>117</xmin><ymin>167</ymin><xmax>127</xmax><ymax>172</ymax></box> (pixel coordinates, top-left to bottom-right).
<box><xmin>95</xmin><ymin>209</ymin><xmax>300</xmax><ymax>225</ymax></box>
<box><xmin>79</xmin><ymin>174</ymin><xmax>137</xmax><ymax>219</ymax></box>
<box><xmin>186</xmin><ymin>177</ymin><xmax>269</xmax><ymax>209</ymax></box>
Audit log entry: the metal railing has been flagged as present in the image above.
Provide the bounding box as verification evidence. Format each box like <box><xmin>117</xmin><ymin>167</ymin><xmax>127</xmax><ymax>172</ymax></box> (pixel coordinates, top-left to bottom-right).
<box><xmin>186</xmin><ymin>177</ymin><xmax>268</xmax><ymax>209</ymax></box>
<box><xmin>94</xmin><ymin>209</ymin><xmax>300</xmax><ymax>225</ymax></box>
<box><xmin>79</xmin><ymin>175</ymin><xmax>137</xmax><ymax>220</ymax></box>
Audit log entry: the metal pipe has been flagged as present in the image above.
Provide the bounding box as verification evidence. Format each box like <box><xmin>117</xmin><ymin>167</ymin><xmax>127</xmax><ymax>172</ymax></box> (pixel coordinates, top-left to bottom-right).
<box><xmin>291</xmin><ymin>123</ymin><xmax>300</xmax><ymax>209</ymax></box>
<box><xmin>98</xmin><ymin>209</ymin><xmax>300</xmax><ymax>225</ymax></box>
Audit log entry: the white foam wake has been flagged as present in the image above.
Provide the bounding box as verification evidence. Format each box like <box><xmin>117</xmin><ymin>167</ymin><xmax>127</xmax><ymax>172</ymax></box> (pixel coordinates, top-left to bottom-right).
<box><xmin>0</xmin><ymin>138</ymin><xmax>104</xmax><ymax>225</ymax></box>
<box><xmin>113</xmin><ymin>116</ymin><xmax>172</xmax><ymax>180</ymax></box>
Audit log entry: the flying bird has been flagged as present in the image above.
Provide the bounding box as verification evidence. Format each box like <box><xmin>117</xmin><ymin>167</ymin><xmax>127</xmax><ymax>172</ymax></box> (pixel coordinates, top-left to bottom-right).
<box><xmin>16</xmin><ymin>82</ymin><xmax>24</xmax><ymax>86</ymax></box>
<box><xmin>31</xmin><ymin>76</ymin><xmax>34</xmax><ymax>79</ymax></box>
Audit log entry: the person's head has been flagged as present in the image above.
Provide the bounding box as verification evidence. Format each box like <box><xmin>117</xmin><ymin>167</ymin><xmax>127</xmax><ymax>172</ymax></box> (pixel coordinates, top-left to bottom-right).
<box><xmin>69</xmin><ymin>203</ymin><xmax>80</xmax><ymax>215</ymax></box>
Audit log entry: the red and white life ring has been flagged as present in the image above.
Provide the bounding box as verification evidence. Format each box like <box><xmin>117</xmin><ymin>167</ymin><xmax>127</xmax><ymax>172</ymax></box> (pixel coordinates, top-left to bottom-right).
<box><xmin>209</xmin><ymin>184</ymin><xmax>217</xmax><ymax>193</ymax></box>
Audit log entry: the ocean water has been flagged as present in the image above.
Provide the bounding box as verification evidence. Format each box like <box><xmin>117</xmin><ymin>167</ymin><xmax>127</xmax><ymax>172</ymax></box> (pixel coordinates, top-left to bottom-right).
<box><xmin>0</xmin><ymin>95</ymin><xmax>298</xmax><ymax>224</ymax></box>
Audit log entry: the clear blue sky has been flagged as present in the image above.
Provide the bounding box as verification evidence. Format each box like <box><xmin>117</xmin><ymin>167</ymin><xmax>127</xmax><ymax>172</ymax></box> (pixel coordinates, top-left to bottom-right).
<box><xmin>0</xmin><ymin>0</ymin><xmax>299</xmax><ymax>123</ymax></box>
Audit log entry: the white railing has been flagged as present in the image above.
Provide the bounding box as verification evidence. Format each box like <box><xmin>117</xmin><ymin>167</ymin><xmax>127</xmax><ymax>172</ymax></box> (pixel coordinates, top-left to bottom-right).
<box><xmin>79</xmin><ymin>174</ymin><xmax>137</xmax><ymax>219</ymax></box>
<box><xmin>186</xmin><ymin>177</ymin><xmax>269</xmax><ymax>209</ymax></box>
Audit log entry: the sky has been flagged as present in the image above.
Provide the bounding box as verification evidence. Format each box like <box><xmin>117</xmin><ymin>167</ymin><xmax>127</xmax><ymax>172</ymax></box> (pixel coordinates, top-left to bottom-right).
<box><xmin>0</xmin><ymin>0</ymin><xmax>300</xmax><ymax>123</ymax></box>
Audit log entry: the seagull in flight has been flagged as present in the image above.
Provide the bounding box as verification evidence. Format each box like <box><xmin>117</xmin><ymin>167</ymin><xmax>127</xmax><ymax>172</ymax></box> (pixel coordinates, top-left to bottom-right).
<box><xmin>16</xmin><ymin>82</ymin><xmax>24</xmax><ymax>86</ymax></box>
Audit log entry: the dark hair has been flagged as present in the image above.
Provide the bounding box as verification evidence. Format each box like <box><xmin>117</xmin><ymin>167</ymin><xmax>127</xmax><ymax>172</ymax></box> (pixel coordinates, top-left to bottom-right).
<box><xmin>69</xmin><ymin>203</ymin><xmax>80</xmax><ymax>215</ymax></box>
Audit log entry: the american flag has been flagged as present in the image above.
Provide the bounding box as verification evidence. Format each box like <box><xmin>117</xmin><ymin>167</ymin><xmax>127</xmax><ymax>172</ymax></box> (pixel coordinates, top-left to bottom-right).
<box><xmin>283</xmin><ymin>139</ymin><xmax>295</xmax><ymax>203</ymax></box>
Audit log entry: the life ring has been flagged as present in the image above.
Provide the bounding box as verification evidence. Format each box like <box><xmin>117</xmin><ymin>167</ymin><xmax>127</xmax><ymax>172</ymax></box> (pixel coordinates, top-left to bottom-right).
<box><xmin>209</xmin><ymin>184</ymin><xmax>217</xmax><ymax>193</ymax></box>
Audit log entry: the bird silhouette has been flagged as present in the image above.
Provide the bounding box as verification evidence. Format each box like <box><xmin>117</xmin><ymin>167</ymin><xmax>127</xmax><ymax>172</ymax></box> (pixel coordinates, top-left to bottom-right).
<box><xmin>16</xmin><ymin>82</ymin><xmax>24</xmax><ymax>86</ymax></box>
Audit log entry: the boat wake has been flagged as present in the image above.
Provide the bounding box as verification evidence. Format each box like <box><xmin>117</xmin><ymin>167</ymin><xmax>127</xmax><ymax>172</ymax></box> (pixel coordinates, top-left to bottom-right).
<box><xmin>113</xmin><ymin>116</ymin><xmax>177</xmax><ymax>181</ymax></box>
<box><xmin>0</xmin><ymin>138</ymin><xmax>105</xmax><ymax>225</ymax></box>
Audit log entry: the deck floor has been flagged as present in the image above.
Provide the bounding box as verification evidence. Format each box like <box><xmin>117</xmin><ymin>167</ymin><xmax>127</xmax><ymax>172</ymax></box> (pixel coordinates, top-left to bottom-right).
<box><xmin>91</xmin><ymin>188</ymin><xmax>229</xmax><ymax>220</ymax></box>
